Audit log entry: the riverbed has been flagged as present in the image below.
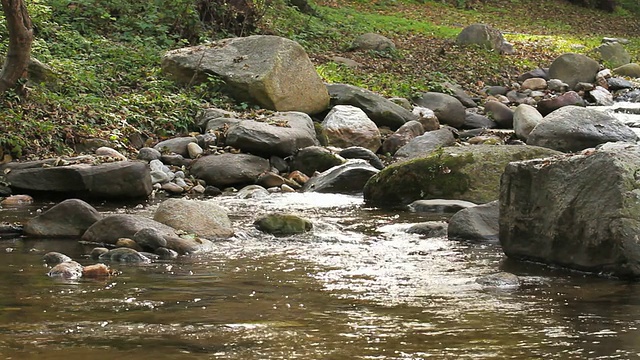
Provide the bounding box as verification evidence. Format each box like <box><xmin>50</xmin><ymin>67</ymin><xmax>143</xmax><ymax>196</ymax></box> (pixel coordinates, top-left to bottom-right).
<box><xmin>0</xmin><ymin>191</ymin><xmax>638</xmax><ymax>360</ymax></box>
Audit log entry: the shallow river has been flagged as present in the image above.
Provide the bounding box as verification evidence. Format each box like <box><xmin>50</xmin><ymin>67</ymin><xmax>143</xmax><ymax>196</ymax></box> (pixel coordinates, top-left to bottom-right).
<box><xmin>0</xmin><ymin>192</ymin><xmax>638</xmax><ymax>360</ymax></box>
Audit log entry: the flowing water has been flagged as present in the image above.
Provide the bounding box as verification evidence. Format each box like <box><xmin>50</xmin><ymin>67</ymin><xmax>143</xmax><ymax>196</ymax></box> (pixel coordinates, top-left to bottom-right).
<box><xmin>0</xmin><ymin>191</ymin><xmax>639</xmax><ymax>360</ymax></box>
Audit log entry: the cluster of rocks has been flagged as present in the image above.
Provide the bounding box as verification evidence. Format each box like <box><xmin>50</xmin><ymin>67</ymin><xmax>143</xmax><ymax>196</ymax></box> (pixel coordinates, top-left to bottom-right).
<box><xmin>2</xmin><ymin>30</ymin><xmax>640</xmax><ymax>281</ymax></box>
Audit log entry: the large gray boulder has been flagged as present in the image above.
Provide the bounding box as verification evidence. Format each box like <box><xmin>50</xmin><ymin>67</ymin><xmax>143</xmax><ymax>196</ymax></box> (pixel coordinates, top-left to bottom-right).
<box><xmin>153</xmin><ymin>198</ymin><xmax>234</xmax><ymax>238</ymax></box>
<box><xmin>447</xmin><ymin>200</ymin><xmax>499</xmax><ymax>241</ymax></box>
<box><xmin>363</xmin><ymin>145</ymin><xmax>561</xmax><ymax>207</ymax></box>
<box><xmin>82</xmin><ymin>214</ymin><xmax>178</xmax><ymax>245</ymax></box>
<box><xmin>3</xmin><ymin>160</ymin><xmax>152</xmax><ymax>199</ymax></box>
<box><xmin>321</xmin><ymin>105</ymin><xmax>382</xmax><ymax>152</ymax></box>
<box><xmin>303</xmin><ymin>160</ymin><xmax>379</xmax><ymax>194</ymax></box>
<box><xmin>527</xmin><ymin>106</ymin><xmax>638</xmax><ymax>152</ymax></box>
<box><xmin>82</xmin><ymin>214</ymin><xmax>214</xmax><ymax>254</ymax></box>
<box><xmin>500</xmin><ymin>144</ymin><xmax>640</xmax><ymax>278</ymax></box>
<box><xmin>394</xmin><ymin>127</ymin><xmax>457</xmax><ymax>159</ymax></box>
<box><xmin>24</xmin><ymin>199</ymin><xmax>102</xmax><ymax>237</ymax></box>
<box><xmin>327</xmin><ymin>83</ymin><xmax>418</xmax><ymax>129</ymax></box>
<box><xmin>455</xmin><ymin>23</ymin><xmax>514</xmax><ymax>54</ymax></box>
<box><xmin>225</xmin><ymin>112</ymin><xmax>318</xmax><ymax>157</ymax></box>
<box><xmin>190</xmin><ymin>153</ymin><xmax>270</xmax><ymax>188</ymax></box>
<box><xmin>548</xmin><ymin>53</ymin><xmax>600</xmax><ymax>89</ymax></box>
<box><xmin>162</xmin><ymin>35</ymin><xmax>329</xmax><ymax>115</ymax></box>
<box><xmin>596</xmin><ymin>42</ymin><xmax>631</xmax><ymax>69</ymax></box>
<box><xmin>412</xmin><ymin>92</ymin><xmax>466</xmax><ymax>128</ymax></box>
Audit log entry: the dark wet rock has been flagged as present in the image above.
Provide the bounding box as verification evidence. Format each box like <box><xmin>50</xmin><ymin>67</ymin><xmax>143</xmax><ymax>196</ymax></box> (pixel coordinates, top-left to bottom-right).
<box><xmin>48</xmin><ymin>261</ymin><xmax>83</xmax><ymax>279</ymax></box>
<box><xmin>364</xmin><ymin>145</ymin><xmax>561</xmax><ymax>207</ymax></box>
<box><xmin>351</xmin><ymin>33</ymin><xmax>395</xmax><ymax>51</ymax></box>
<box><xmin>339</xmin><ymin>146</ymin><xmax>385</xmax><ymax>170</ymax></box>
<box><xmin>99</xmin><ymin>247</ymin><xmax>151</xmax><ymax>263</ymax></box>
<box><xmin>190</xmin><ymin>153</ymin><xmax>270</xmax><ymax>188</ymax></box>
<box><xmin>476</xmin><ymin>272</ymin><xmax>520</xmax><ymax>288</ymax></box>
<box><xmin>528</xmin><ymin>106</ymin><xmax>638</xmax><ymax>152</ymax></box>
<box><xmin>456</xmin><ymin>23</ymin><xmax>513</xmax><ymax>54</ymax></box>
<box><xmin>270</xmin><ymin>155</ymin><xmax>289</xmax><ymax>173</ymax></box>
<box><xmin>3</xmin><ymin>160</ymin><xmax>152</xmax><ymax>199</ymax></box>
<box><xmin>0</xmin><ymin>223</ymin><xmax>22</xmax><ymax>237</ymax></box>
<box><xmin>82</xmin><ymin>214</ymin><xmax>178</xmax><ymax>245</ymax></box>
<box><xmin>548</xmin><ymin>53</ymin><xmax>600</xmax><ymax>89</ymax></box>
<box><xmin>408</xmin><ymin>199</ymin><xmax>477</xmax><ymax>213</ymax></box>
<box><xmin>462</xmin><ymin>111</ymin><xmax>497</xmax><ymax>130</ymax></box>
<box><xmin>43</xmin><ymin>252</ymin><xmax>72</xmax><ymax>266</ymax></box>
<box><xmin>204</xmin><ymin>186</ymin><xmax>223</xmax><ymax>197</ymax></box>
<box><xmin>484</xmin><ymin>101</ymin><xmax>513</xmax><ymax>128</ymax></box>
<box><xmin>517</xmin><ymin>68</ymin><xmax>550</xmax><ymax>82</ymax></box>
<box><xmin>90</xmin><ymin>247</ymin><xmax>110</xmax><ymax>260</ymax></box>
<box><xmin>321</xmin><ymin>105</ymin><xmax>382</xmax><ymax>152</ymax></box>
<box><xmin>254</xmin><ymin>213</ymin><xmax>313</xmax><ymax>236</ymax></box>
<box><xmin>155</xmin><ymin>247</ymin><xmax>179</xmax><ymax>260</ymax></box>
<box><xmin>607</xmin><ymin>77</ymin><xmax>634</xmax><ymax>91</ymax></box>
<box><xmin>536</xmin><ymin>91</ymin><xmax>585</xmax><ymax>117</ymax></box>
<box><xmin>225</xmin><ymin>112</ymin><xmax>319</xmax><ymax>157</ymax></box>
<box><xmin>327</xmin><ymin>83</ymin><xmax>418</xmax><ymax>129</ymax></box>
<box><xmin>513</xmin><ymin>104</ymin><xmax>543</xmax><ymax>142</ymax></box>
<box><xmin>406</xmin><ymin>221</ymin><xmax>448</xmax><ymax>238</ymax></box>
<box><xmin>381</xmin><ymin>120</ymin><xmax>425</xmax><ymax>156</ymax></box>
<box><xmin>153</xmin><ymin>198</ymin><xmax>234</xmax><ymax>238</ymax></box>
<box><xmin>394</xmin><ymin>127</ymin><xmax>457</xmax><ymax>159</ymax></box>
<box><xmin>412</xmin><ymin>92</ymin><xmax>466</xmax><ymax>128</ymax></box>
<box><xmin>303</xmin><ymin>160</ymin><xmax>379</xmax><ymax>194</ymax></box>
<box><xmin>133</xmin><ymin>228</ymin><xmax>168</xmax><ymax>251</ymax></box>
<box><xmin>448</xmin><ymin>200</ymin><xmax>499</xmax><ymax>241</ymax></box>
<box><xmin>162</xmin><ymin>35</ymin><xmax>329</xmax><ymax>115</ymax></box>
<box><xmin>154</xmin><ymin>137</ymin><xmax>197</xmax><ymax>157</ymax></box>
<box><xmin>290</xmin><ymin>146</ymin><xmax>345</xmax><ymax>177</ymax></box>
<box><xmin>500</xmin><ymin>144</ymin><xmax>640</xmax><ymax>278</ymax></box>
<box><xmin>24</xmin><ymin>199</ymin><xmax>102</xmax><ymax>237</ymax></box>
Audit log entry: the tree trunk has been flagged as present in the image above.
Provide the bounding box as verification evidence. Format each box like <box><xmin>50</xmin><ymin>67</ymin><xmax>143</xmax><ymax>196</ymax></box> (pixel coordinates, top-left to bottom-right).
<box><xmin>0</xmin><ymin>0</ymin><xmax>33</xmax><ymax>93</ymax></box>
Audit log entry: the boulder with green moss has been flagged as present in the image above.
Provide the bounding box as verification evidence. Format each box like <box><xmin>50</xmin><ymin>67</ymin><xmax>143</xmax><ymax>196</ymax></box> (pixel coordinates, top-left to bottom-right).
<box><xmin>254</xmin><ymin>213</ymin><xmax>313</xmax><ymax>236</ymax></box>
<box><xmin>363</xmin><ymin>145</ymin><xmax>561</xmax><ymax>207</ymax></box>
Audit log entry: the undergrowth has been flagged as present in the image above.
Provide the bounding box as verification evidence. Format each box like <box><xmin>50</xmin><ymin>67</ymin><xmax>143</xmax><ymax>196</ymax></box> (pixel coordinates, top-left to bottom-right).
<box><xmin>0</xmin><ymin>0</ymin><xmax>638</xmax><ymax>159</ymax></box>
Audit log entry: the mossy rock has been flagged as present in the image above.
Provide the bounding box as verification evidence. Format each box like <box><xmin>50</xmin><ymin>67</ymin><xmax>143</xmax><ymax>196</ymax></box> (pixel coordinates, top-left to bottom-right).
<box><xmin>363</xmin><ymin>145</ymin><xmax>561</xmax><ymax>207</ymax></box>
<box><xmin>254</xmin><ymin>213</ymin><xmax>313</xmax><ymax>236</ymax></box>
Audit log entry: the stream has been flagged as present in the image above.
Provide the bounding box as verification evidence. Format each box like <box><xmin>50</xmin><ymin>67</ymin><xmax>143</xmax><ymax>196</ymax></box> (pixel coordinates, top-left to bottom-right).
<box><xmin>0</xmin><ymin>102</ymin><xmax>639</xmax><ymax>359</ymax></box>
<box><xmin>0</xmin><ymin>192</ymin><xmax>639</xmax><ymax>359</ymax></box>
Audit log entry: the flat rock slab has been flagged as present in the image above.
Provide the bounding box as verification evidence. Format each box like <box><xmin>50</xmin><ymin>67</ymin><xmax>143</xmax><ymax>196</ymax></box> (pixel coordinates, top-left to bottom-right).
<box><xmin>3</xmin><ymin>160</ymin><xmax>152</xmax><ymax>199</ymax></box>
